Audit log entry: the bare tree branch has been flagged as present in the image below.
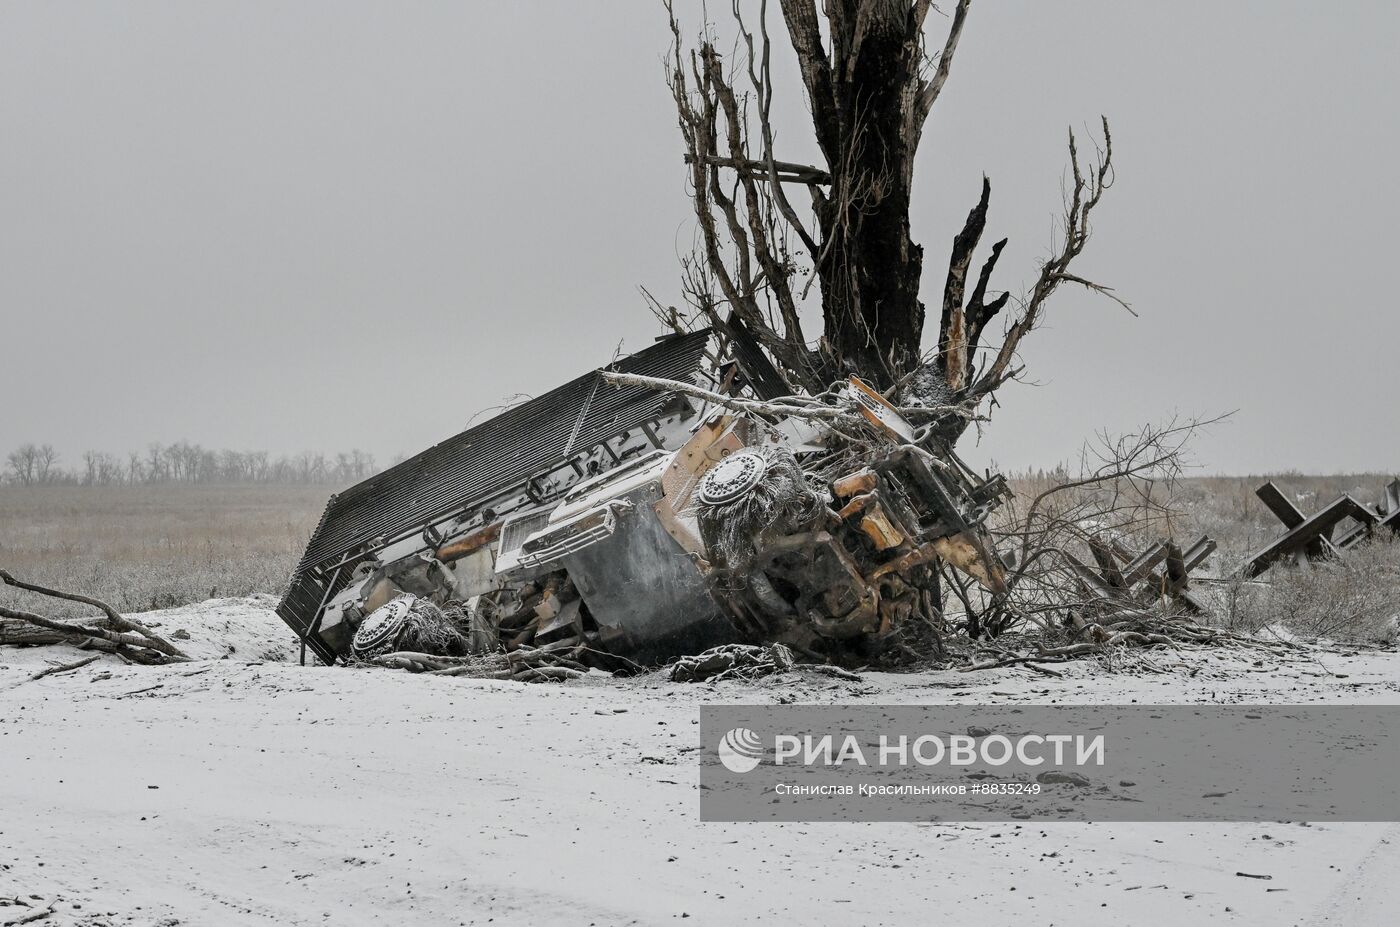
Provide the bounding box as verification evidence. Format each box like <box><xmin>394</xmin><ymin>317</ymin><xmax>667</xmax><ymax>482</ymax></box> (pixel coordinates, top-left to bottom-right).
<box><xmin>916</xmin><ymin>0</ymin><xmax>972</xmax><ymax>120</ymax></box>
<box><xmin>0</xmin><ymin>569</ymin><xmax>189</xmax><ymax>660</ymax></box>
<box><xmin>969</xmin><ymin>117</ymin><xmax>1120</xmax><ymax>402</ymax></box>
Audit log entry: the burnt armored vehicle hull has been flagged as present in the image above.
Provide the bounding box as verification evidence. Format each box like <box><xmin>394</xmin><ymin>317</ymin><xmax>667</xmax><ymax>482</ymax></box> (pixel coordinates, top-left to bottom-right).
<box><xmin>277</xmin><ymin>328</ymin><xmax>1006</xmax><ymax>667</ymax></box>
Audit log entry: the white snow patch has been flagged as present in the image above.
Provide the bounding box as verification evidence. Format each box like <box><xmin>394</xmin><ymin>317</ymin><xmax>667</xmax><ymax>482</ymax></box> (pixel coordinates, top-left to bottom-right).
<box><xmin>2</xmin><ymin>619</ymin><xmax>1399</xmax><ymax>925</ymax></box>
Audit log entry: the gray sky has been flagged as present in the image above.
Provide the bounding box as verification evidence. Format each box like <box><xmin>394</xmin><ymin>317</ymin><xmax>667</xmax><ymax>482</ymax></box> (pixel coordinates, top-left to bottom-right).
<box><xmin>2</xmin><ymin>1</ymin><xmax>1396</xmax><ymax>476</ymax></box>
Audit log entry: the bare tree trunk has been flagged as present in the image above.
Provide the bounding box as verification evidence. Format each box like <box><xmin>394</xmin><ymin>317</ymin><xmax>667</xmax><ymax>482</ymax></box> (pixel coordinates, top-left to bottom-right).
<box><xmin>663</xmin><ymin>0</ymin><xmax>1123</xmax><ymax>428</ymax></box>
<box><xmin>779</xmin><ymin>0</ymin><xmax>967</xmax><ymax>385</ymax></box>
<box><xmin>0</xmin><ymin>615</ymin><xmax>111</xmax><ymax>646</ymax></box>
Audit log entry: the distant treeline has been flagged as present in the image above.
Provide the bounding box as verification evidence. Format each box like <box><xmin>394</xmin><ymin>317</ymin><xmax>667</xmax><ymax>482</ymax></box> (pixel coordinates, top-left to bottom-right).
<box><xmin>3</xmin><ymin>442</ymin><xmax>380</xmax><ymax>487</ymax></box>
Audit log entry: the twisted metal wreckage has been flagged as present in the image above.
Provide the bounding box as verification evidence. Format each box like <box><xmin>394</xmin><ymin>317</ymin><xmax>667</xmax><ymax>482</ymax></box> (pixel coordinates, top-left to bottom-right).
<box><xmin>277</xmin><ymin>327</ymin><xmax>1009</xmax><ymax>670</ymax></box>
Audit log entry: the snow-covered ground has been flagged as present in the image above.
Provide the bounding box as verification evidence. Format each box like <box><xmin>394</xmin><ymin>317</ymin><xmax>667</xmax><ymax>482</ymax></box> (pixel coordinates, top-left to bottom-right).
<box><xmin>2</xmin><ymin>598</ymin><xmax>1398</xmax><ymax>926</ymax></box>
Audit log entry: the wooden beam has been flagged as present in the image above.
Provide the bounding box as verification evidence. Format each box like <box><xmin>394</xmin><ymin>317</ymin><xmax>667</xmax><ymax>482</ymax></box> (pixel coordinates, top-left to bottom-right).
<box><xmin>684</xmin><ymin>154</ymin><xmax>832</xmax><ymax>186</ymax></box>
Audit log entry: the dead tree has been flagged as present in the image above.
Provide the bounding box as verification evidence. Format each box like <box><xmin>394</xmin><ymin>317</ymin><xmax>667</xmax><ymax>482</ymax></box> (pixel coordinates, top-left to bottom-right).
<box><xmin>661</xmin><ymin>0</ymin><xmax>1123</xmax><ymax>431</ymax></box>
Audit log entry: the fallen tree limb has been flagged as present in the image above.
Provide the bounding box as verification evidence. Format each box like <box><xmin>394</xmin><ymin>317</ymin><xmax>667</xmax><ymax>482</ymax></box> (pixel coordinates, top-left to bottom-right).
<box><xmin>366</xmin><ymin>646</ymin><xmax>593</xmax><ymax>683</ymax></box>
<box><xmin>116</xmin><ymin>683</ymin><xmax>164</xmax><ymax>698</ymax></box>
<box><xmin>807</xmin><ymin>664</ymin><xmax>864</xmax><ymax>682</ymax></box>
<box><xmin>515</xmin><ymin>665</ymin><xmax>587</xmax><ymax>682</ymax></box>
<box><xmin>958</xmin><ymin>611</ymin><xmax>1297</xmax><ymax>674</ymax></box>
<box><xmin>0</xmin><ymin>570</ymin><xmax>189</xmax><ymax>660</ymax></box>
<box><xmin>0</xmin><ymin>604</ymin><xmax>186</xmax><ymax>664</ymax></box>
<box><xmin>602</xmin><ymin>369</ymin><xmax>848</xmax><ymax>422</ymax></box>
<box><xmin>670</xmin><ymin>643</ymin><xmax>796</xmax><ymax>682</ymax></box>
<box><xmin>960</xmin><ymin>655</ymin><xmax>1076</xmax><ymax>673</ymax></box>
<box><xmin>2</xmin><ymin>899</ymin><xmax>57</xmax><ymax>927</ymax></box>
<box><xmin>600</xmin><ymin>369</ymin><xmax>975</xmax><ymax>429</ymax></box>
<box><xmin>23</xmin><ymin>654</ymin><xmax>102</xmax><ymax>682</ymax></box>
<box><xmin>0</xmin><ymin>615</ymin><xmax>110</xmax><ymax>646</ymax></box>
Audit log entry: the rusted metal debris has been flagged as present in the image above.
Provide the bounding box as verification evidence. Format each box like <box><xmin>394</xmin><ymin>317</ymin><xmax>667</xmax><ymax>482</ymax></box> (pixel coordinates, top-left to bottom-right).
<box><xmin>278</xmin><ymin>328</ymin><xmax>1010</xmax><ymax>669</ymax></box>
<box><xmin>1240</xmin><ymin>479</ymin><xmax>1400</xmax><ymax>578</ymax></box>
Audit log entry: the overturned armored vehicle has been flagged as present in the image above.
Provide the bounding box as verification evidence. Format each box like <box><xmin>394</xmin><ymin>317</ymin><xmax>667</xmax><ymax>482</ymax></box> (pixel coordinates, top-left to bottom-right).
<box><xmin>277</xmin><ymin>327</ymin><xmax>1007</xmax><ymax>668</ymax></box>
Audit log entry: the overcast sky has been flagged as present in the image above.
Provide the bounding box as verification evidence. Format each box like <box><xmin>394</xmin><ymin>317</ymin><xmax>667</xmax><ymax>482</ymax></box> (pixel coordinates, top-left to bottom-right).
<box><xmin>1</xmin><ymin>1</ymin><xmax>1395</xmax><ymax>476</ymax></box>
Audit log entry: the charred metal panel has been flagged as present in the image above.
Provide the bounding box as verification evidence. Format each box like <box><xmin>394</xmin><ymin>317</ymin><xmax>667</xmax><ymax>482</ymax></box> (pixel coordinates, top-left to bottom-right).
<box><xmin>725</xmin><ymin>314</ymin><xmax>790</xmax><ymax>400</ymax></box>
<box><xmin>561</xmin><ymin>482</ymin><xmax>738</xmax><ymax>663</ymax></box>
<box><xmin>277</xmin><ymin>331</ymin><xmax>714</xmax><ymax>656</ymax></box>
<box><xmin>295</xmin><ymin>330</ymin><xmax>711</xmax><ymax>570</ymax></box>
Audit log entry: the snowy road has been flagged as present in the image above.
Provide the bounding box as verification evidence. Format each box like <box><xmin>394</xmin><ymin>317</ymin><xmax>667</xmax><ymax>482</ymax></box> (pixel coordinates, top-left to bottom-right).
<box><xmin>2</xmin><ymin>600</ymin><xmax>1398</xmax><ymax>926</ymax></box>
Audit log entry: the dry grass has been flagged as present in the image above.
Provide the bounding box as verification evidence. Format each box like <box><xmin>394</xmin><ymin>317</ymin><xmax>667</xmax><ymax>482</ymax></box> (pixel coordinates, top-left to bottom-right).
<box><xmin>1001</xmin><ymin>471</ymin><xmax>1400</xmax><ymax>643</ymax></box>
<box><xmin>1174</xmin><ymin>475</ymin><xmax>1399</xmax><ymax>643</ymax></box>
<box><xmin>0</xmin><ymin>483</ymin><xmax>334</xmax><ymax>619</ymax></box>
<box><xmin>1218</xmin><ymin>539</ymin><xmax>1400</xmax><ymax>644</ymax></box>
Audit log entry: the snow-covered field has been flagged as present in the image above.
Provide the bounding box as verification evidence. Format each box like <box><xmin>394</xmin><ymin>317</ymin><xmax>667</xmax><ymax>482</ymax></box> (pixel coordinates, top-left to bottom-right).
<box><xmin>2</xmin><ymin>598</ymin><xmax>1397</xmax><ymax>926</ymax></box>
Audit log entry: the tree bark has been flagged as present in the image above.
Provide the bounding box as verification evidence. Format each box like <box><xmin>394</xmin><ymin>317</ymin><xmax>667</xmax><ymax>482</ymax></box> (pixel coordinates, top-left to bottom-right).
<box><xmin>0</xmin><ymin>569</ymin><xmax>188</xmax><ymax>660</ymax></box>
<box><xmin>665</xmin><ymin>1</ymin><xmax>1119</xmax><ymax>431</ymax></box>
<box><xmin>779</xmin><ymin>0</ymin><xmax>970</xmax><ymax>386</ymax></box>
<box><xmin>0</xmin><ymin>615</ymin><xmax>111</xmax><ymax>646</ymax></box>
